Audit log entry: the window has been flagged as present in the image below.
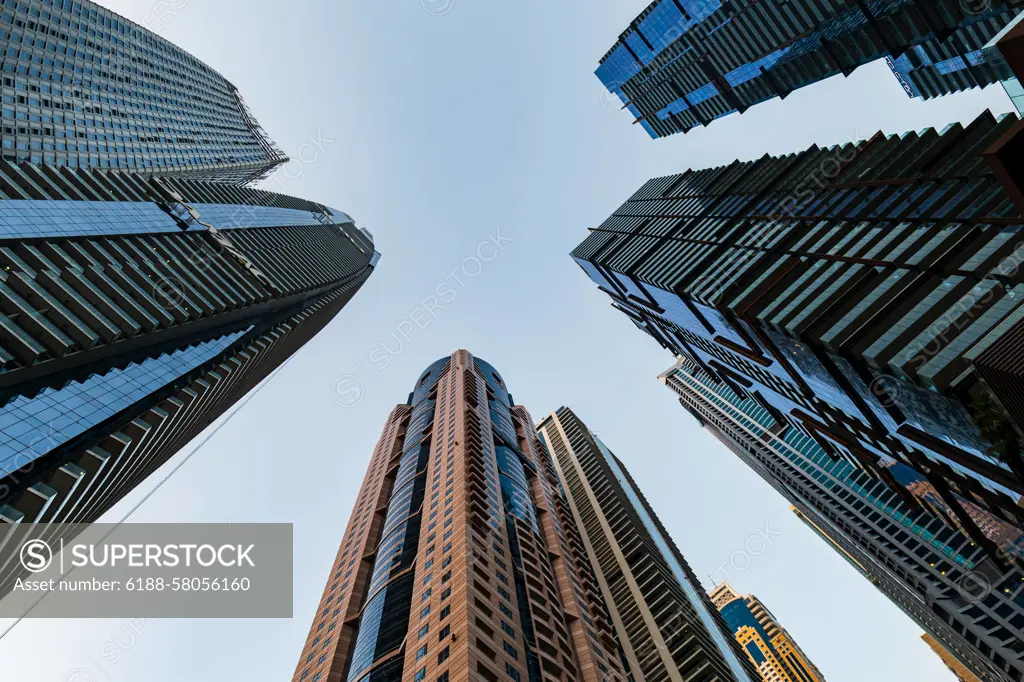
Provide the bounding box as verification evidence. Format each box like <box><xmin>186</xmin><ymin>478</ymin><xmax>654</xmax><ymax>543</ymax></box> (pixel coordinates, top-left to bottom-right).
<box><xmin>420</xmin><ymin>605</ymin><xmax>431</xmax><ymax>619</ymax></box>
<box><xmin>417</xmin><ymin>645</ymin><xmax>428</xmax><ymax>661</ymax></box>
<box><xmin>419</xmin><ymin>625</ymin><xmax>430</xmax><ymax>639</ymax></box>
<box><xmin>499</xmin><ymin>604</ymin><xmax>513</xmax><ymax>618</ymax></box>
<box><xmin>440</xmin><ymin>606</ymin><xmax>451</xmax><ymax>620</ymax></box>
<box><xmin>500</xmin><ymin>621</ymin><xmax>515</xmax><ymax>637</ymax></box>
<box><xmin>422</xmin><ymin>589</ymin><xmax>432</xmax><ymax>602</ymax></box>
<box><xmin>505</xmin><ymin>663</ymin><xmax>520</xmax><ymax>682</ymax></box>
<box><xmin>437</xmin><ymin>673</ymin><xmax>449</xmax><ymax>682</ymax></box>
<box><xmin>497</xmin><ymin>587</ymin><xmax>510</xmax><ymax>601</ymax></box>
<box><xmin>415</xmin><ymin>668</ymin><xmax>427</xmax><ymax>682</ymax></box>
<box><xmin>313</xmin><ymin>674</ymin><xmax>323</xmax><ymax>682</ymax></box>
<box><xmin>442</xmin><ymin>556</ymin><xmax>452</xmax><ymax>568</ymax></box>
<box><xmin>437</xmin><ymin>647</ymin><xmax>450</xmax><ymax>664</ymax></box>
<box><xmin>441</xmin><ymin>572</ymin><xmax>452</xmax><ymax>584</ymax></box>
<box><xmin>503</xmin><ymin>642</ymin><xmax>518</xmax><ymax>660</ymax></box>
<box><xmin>441</xmin><ymin>588</ymin><xmax>451</xmax><ymax>601</ymax></box>
<box><xmin>497</xmin><ymin>573</ymin><xmax>508</xmax><ymax>585</ymax></box>
<box><xmin>438</xmin><ymin>625</ymin><xmax>450</xmax><ymax>641</ymax></box>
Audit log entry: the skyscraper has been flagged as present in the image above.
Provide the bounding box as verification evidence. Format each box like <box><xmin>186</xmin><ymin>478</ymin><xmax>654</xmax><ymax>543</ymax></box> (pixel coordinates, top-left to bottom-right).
<box><xmin>0</xmin><ymin>165</ymin><xmax>378</xmax><ymax>549</ymax></box>
<box><xmin>708</xmin><ymin>583</ymin><xmax>825</xmax><ymax>682</ymax></box>
<box><xmin>597</xmin><ymin>0</ymin><xmax>1024</xmax><ymax>138</ymax></box>
<box><xmin>0</xmin><ymin>0</ymin><xmax>288</xmax><ymax>183</ymax></box>
<box><xmin>571</xmin><ymin>111</ymin><xmax>1024</xmax><ymax>679</ymax></box>
<box><xmin>660</xmin><ymin>356</ymin><xmax>1024</xmax><ymax>681</ymax></box>
<box><xmin>292</xmin><ymin>352</ymin><xmax>758</xmax><ymax>682</ymax></box>
<box><xmin>572</xmin><ymin>108</ymin><xmax>1024</xmax><ymax>550</ymax></box>
<box><xmin>0</xmin><ymin>0</ymin><xmax>377</xmax><ymax>599</ymax></box>
<box><xmin>537</xmin><ymin>407</ymin><xmax>759</xmax><ymax>682</ymax></box>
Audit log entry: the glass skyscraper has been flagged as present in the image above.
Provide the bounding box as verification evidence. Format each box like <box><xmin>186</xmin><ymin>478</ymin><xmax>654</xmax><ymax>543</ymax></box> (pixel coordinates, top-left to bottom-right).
<box><xmin>0</xmin><ymin>0</ymin><xmax>379</xmax><ymax>600</ymax></box>
<box><xmin>0</xmin><ymin>0</ymin><xmax>288</xmax><ymax>183</ymax></box>
<box><xmin>661</xmin><ymin>357</ymin><xmax>1024</xmax><ymax>681</ymax></box>
<box><xmin>597</xmin><ymin>0</ymin><xmax>1024</xmax><ymax>138</ymax></box>
<box><xmin>572</xmin><ymin>110</ymin><xmax>1024</xmax><ymax>539</ymax></box>
<box><xmin>292</xmin><ymin>352</ymin><xmax>758</xmax><ymax>682</ymax></box>
<box><xmin>572</xmin><ymin>111</ymin><xmax>1024</xmax><ymax>679</ymax></box>
<box><xmin>0</xmin><ymin>166</ymin><xmax>378</xmax><ymax>543</ymax></box>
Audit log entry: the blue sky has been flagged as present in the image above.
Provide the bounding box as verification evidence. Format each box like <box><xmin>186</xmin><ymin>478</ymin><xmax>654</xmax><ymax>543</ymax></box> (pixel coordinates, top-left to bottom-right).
<box><xmin>0</xmin><ymin>1</ymin><xmax>1017</xmax><ymax>680</ymax></box>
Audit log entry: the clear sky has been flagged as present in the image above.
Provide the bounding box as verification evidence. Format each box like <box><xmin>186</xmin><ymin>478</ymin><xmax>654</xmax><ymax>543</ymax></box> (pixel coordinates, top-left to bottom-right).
<box><xmin>0</xmin><ymin>1</ymin><xmax>1017</xmax><ymax>680</ymax></box>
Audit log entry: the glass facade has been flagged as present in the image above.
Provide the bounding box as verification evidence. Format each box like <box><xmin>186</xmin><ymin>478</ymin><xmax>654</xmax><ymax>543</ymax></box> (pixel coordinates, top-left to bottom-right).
<box><xmin>1005</xmin><ymin>76</ymin><xmax>1024</xmax><ymax>114</ymax></box>
<box><xmin>598</xmin><ymin>0</ymin><xmax>1024</xmax><ymax>138</ymax></box>
<box><xmin>0</xmin><ymin>199</ymin><xmax>351</xmax><ymax>240</ymax></box>
<box><xmin>0</xmin><ymin>0</ymin><xmax>380</xmax><ymax>619</ymax></box>
<box><xmin>985</xmin><ymin>12</ymin><xmax>1024</xmax><ymax>114</ymax></box>
<box><xmin>572</xmin><ymin>112</ymin><xmax>1024</xmax><ymax>565</ymax></box>
<box><xmin>663</xmin><ymin>359</ymin><xmax>1024</xmax><ymax>681</ymax></box>
<box><xmin>0</xmin><ymin>325</ymin><xmax>248</xmax><ymax>474</ymax></box>
<box><xmin>574</xmin><ymin>108</ymin><xmax>1024</xmax><ymax>680</ymax></box>
<box><xmin>0</xmin><ymin>0</ymin><xmax>287</xmax><ymax>183</ymax></box>
<box><xmin>347</xmin><ymin>361</ymin><xmax>442</xmax><ymax>682</ymax></box>
<box><xmin>0</xmin><ymin>161</ymin><xmax>378</xmax><ymax>537</ymax></box>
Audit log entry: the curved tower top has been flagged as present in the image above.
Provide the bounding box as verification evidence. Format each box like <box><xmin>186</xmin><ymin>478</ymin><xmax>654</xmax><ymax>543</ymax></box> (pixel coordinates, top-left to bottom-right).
<box><xmin>0</xmin><ymin>0</ymin><xmax>288</xmax><ymax>184</ymax></box>
<box><xmin>293</xmin><ymin>350</ymin><xmax>760</xmax><ymax>682</ymax></box>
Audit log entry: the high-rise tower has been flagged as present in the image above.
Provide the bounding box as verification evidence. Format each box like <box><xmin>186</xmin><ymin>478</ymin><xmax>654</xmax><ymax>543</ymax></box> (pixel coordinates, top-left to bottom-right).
<box><xmin>0</xmin><ymin>166</ymin><xmax>378</xmax><ymax>563</ymax></box>
<box><xmin>598</xmin><ymin>0</ymin><xmax>1024</xmax><ymax>138</ymax></box>
<box><xmin>292</xmin><ymin>352</ymin><xmax>758</xmax><ymax>682</ymax></box>
<box><xmin>0</xmin><ymin>0</ymin><xmax>376</xmax><ymax>600</ymax></box>
<box><xmin>537</xmin><ymin>407</ymin><xmax>759</xmax><ymax>682</ymax></box>
<box><xmin>708</xmin><ymin>583</ymin><xmax>825</xmax><ymax>682</ymax></box>
<box><xmin>571</xmin><ymin>110</ymin><xmax>1024</xmax><ymax>679</ymax></box>
<box><xmin>572</xmin><ymin>109</ymin><xmax>1024</xmax><ymax>551</ymax></box>
<box><xmin>0</xmin><ymin>0</ymin><xmax>288</xmax><ymax>183</ymax></box>
<box><xmin>660</xmin><ymin>357</ymin><xmax>1024</xmax><ymax>681</ymax></box>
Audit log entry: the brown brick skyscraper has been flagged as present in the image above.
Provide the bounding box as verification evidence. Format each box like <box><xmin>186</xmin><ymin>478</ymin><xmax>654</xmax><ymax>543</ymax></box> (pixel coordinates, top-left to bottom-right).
<box><xmin>291</xmin><ymin>351</ymin><xmax>628</xmax><ymax>682</ymax></box>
